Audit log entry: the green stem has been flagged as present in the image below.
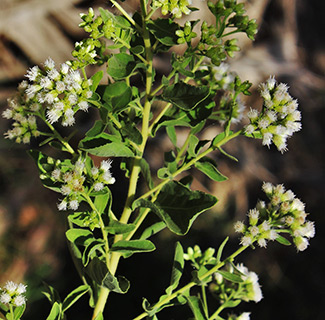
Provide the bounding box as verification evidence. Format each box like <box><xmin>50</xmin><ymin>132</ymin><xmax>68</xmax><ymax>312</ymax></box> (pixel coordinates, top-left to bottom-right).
<box><xmin>201</xmin><ymin>284</ymin><xmax>209</xmax><ymax>317</ymax></box>
<box><xmin>109</xmin><ymin>0</ymin><xmax>141</xmax><ymax>32</ymax></box>
<box><xmin>138</xmin><ymin>129</ymin><xmax>243</xmax><ymax>201</ymax></box>
<box><xmin>44</xmin><ymin>120</ymin><xmax>75</xmax><ymax>155</ymax></box>
<box><xmin>132</xmin><ymin>245</ymin><xmax>249</xmax><ymax>320</ymax></box>
<box><xmin>106</xmin><ymin>0</ymin><xmax>155</xmax><ymax>307</ymax></box>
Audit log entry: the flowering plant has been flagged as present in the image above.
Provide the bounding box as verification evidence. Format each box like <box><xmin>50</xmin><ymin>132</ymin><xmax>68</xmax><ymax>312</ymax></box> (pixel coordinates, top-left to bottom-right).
<box><xmin>1</xmin><ymin>0</ymin><xmax>315</xmax><ymax>319</ymax></box>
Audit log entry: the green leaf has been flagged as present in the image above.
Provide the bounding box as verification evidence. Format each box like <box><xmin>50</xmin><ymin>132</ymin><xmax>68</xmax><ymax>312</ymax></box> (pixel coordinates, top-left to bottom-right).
<box><xmin>90</xmin><ymin>71</ymin><xmax>104</xmax><ymax>92</ymax></box>
<box><xmin>42</xmin><ymin>282</ymin><xmax>61</xmax><ymax>305</ymax></box>
<box><xmin>85</xmin><ymin>120</ymin><xmax>105</xmax><ymax>137</ymax></box>
<box><xmin>166</xmin><ymin>126</ymin><xmax>177</xmax><ymax>146</ymax></box>
<box><xmin>162</xmin><ymin>82</ymin><xmax>210</xmax><ymax>111</ymax></box>
<box><xmin>147</xmin><ymin>18</ymin><xmax>180</xmax><ymax>46</ymax></box>
<box><xmin>65</xmin><ymin>228</ymin><xmax>94</xmax><ymax>246</ymax></box>
<box><xmin>105</xmin><ymin>219</ymin><xmax>136</xmax><ymax>235</ymax></box>
<box><xmin>217</xmin><ymin>270</ymin><xmax>243</xmax><ymax>283</ymax></box>
<box><xmin>216</xmin><ymin>237</ymin><xmax>229</xmax><ymax>263</ymax></box>
<box><xmin>110</xmin><ymin>240</ymin><xmax>156</xmax><ymax>254</ymax></box>
<box><xmin>133</xmin><ymin>182</ymin><xmax>218</xmax><ymax>235</ymax></box>
<box><xmin>82</xmin><ymin>239</ymin><xmax>105</xmax><ymax>266</ymax></box>
<box><xmin>276</xmin><ymin>235</ymin><xmax>291</xmax><ymax>246</ymax></box>
<box><xmin>140</xmin><ymin>221</ymin><xmax>166</xmax><ymax>240</ymax></box>
<box><xmin>86</xmin><ymin>258</ymin><xmax>130</xmax><ymax>294</ymax></box>
<box><xmin>79</xmin><ymin>133</ymin><xmax>135</xmax><ymax>157</ymax></box>
<box><xmin>13</xmin><ymin>304</ymin><xmax>26</xmax><ymax>320</ymax></box>
<box><xmin>121</xmin><ymin>122</ymin><xmax>143</xmax><ymax>145</ymax></box>
<box><xmin>166</xmin><ymin>242</ymin><xmax>184</xmax><ymax>295</ymax></box>
<box><xmin>102</xmin><ymin>274</ymin><xmax>130</xmax><ymax>294</ymax></box>
<box><xmin>94</xmin><ymin>189</ymin><xmax>111</xmax><ymax>214</ymax></box>
<box><xmin>46</xmin><ymin>302</ymin><xmax>62</xmax><ymax>320</ymax></box>
<box><xmin>102</xmin><ymin>81</ymin><xmax>132</xmax><ymax>113</ymax></box>
<box><xmin>195</xmin><ymin>158</ymin><xmax>228</xmax><ymax>182</ymax></box>
<box><xmin>62</xmin><ymin>285</ymin><xmax>90</xmax><ymax>312</ymax></box>
<box><xmin>140</xmin><ymin>158</ymin><xmax>154</xmax><ymax>189</ymax></box>
<box><xmin>107</xmin><ymin>53</ymin><xmax>136</xmax><ymax>80</ymax></box>
<box><xmin>186</xmin><ymin>296</ymin><xmax>208</xmax><ymax>320</ymax></box>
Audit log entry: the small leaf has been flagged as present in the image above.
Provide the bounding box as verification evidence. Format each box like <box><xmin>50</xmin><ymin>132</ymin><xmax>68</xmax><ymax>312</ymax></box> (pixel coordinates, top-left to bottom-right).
<box><xmin>90</xmin><ymin>71</ymin><xmax>104</xmax><ymax>92</ymax></box>
<box><xmin>62</xmin><ymin>285</ymin><xmax>90</xmax><ymax>312</ymax></box>
<box><xmin>110</xmin><ymin>240</ymin><xmax>156</xmax><ymax>254</ymax></box>
<box><xmin>186</xmin><ymin>296</ymin><xmax>208</xmax><ymax>320</ymax></box>
<box><xmin>42</xmin><ymin>282</ymin><xmax>61</xmax><ymax>305</ymax></box>
<box><xmin>46</xmin><ymin>302</ymin><xmax>62</xmax><ymax>320</ymax></box>
<box><xmin>140</xmin><ymin>158</ymin><xmax>154</xmax><ymax>189</ymax></box>
<box><xmin>105</xmin><ymin>220</ymin><xmax>136</xmax><ymax>235</ymax></box>
<box><xmin>166</xmin><ymin>126</ymin><xmax>177</xmax><ymax>146</ymax></box>
<box><xmin>216</xmin><ymin>237</ymin><xmax>229</xmax><ymax>263</ymax></box>
<box><xmin>276</xmin><ymin>235</ymin><xmax>291</xmax><ymax>246</ymax></box>
<box><xmin>79</xmin><ymin>133</ymin><xmax>135</xmax><ymax>157</ymax></box>
<box><xmin>147</xmin><ymin>18</ymin><xmax>179</xmax><ymax>46</ymax></box>
<box><xmin>13</xmin><ymin>304</ymin><xmax>26</xmax><ymax>320</ymax></box>
<box><xmin>140</xmin><ymin>221</ymin><xmax>166</xmax><ymax>240</ymax></box>
<box><xmin>195</xmin><ymin>158</ymin><xmax>228</xmax><ymax>182</ymax></box>
<box><xmin>102</xmin><ymin>274</ymin><xmax>130</xmax><ymax>294</ymax></box>
<box><xmin>102</xmin><ymin>81</ymin><xmax>132</xmax><ymax>113</ymax></box>
<box><xmin>217</xmin><ymin>270</ymin><xmax>243</xmax><ymax>283</ymax></box>
<box><xmin>107</xmin><ymin>53</ymin><xmax>136</xmax><ymax>80</ymax></box>
<box><xmin>154</xmin><ymin>181</ymin><xmax>217</xmax><ymax>235</ymax></box>
<box><xmin>85</xmin><ymin>120</ymin><xmax>105</xmax><ymax>137</ymax></box>
<box><xmin>162</xmin><ymin>82</ymin><xmax>210</xmax><ymax>111</ymax></box>
<box><xmin>166</xmin><ymin>242</ymin><xmax>184</xmax><ymax>295</ymax></box>
<box><xmin>65</xmin><ymin>229</ymin><xmax>93</xmax><ymax>246</ymax></box>
<box><xmin>94</xmin><ymin>190</ymin><xmax>110</xmax><ymax>214</ymax></box>
<box><xmin>82</xmin><ymin>240</ymin><xmax>105</xmax><ymax>266</ymax></box>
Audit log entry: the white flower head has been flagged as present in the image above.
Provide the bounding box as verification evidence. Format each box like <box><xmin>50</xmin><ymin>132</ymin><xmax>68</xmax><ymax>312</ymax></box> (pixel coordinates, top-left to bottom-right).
<box><xmin>57</xmin><ymin>199</ymin><xmax>68</xmax><ymax>211</ymax></box>
<box><xmin>234</xmin><ymin>221</ymin><xmax>245</xmax><ymax>233</ymax></box>
<box><xmin>0</xmin><ymin>292</ymin><xmax>11</xmax><ymax>304</ymax></box>
<box><xmin>16</xmin><ymin>283</ymin><xmax>27</xmax><ymax>294</ymax></box>
<box><xmin>44</xmin><ymin>57</ymin><xmax>55</xmax><ymax>70</ymax></box>
<box><xmin>13</xmin><ymin>294</ymin><xmax>26</xmax><ymax>307</ymax></box>
<box><xmin>69</xmin><ymin>200</ymin><xmax>79</xmax><ymax>210</ymax></box>
<box><xmin>94</xmin><ymin>182</ymin><xmax>104</xmax><ymax>191</ymax></box>
<box><xmin>4</xmin><ymin>281</ymin><xmax>17</xmax><ymax>294</ymax></box>
<box><xmin>101</xmin><ymin>160</ymin><xmax>113</xmax><ymax>171</ymax></box>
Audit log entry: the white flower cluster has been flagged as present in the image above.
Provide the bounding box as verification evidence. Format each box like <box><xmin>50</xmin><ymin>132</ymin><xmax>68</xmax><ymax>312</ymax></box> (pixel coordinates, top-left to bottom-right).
<box><xmin>24</xmin><ymin>58</ymin><xmax>93</xmax><ymax>126</ymax></box>
<box><xmin>236</xmin><ymin>263</ymin><xmax>263</xmax><ymax>303</ymax></box>
<box><xmin>234</xmin><ymin>182</ymin><xmax>315</xmax><ymax>251</ymax></box>
<box><xmin>153</xmin><ymin>0</ymin><xmax>192</xmax><ymax>18</ymax></box>
<box><xmin>52</xmin><ymin>158</ymin><xmax>115</xmax><ymax>211</ymax></box>
<box><xmin>0</xmin><ymin>281</ymin><xmax>27</xmax><ymax>307</ymax></box>
<box><xmin>2</xmin><ymin>58</ymin><xmax>93</xmax><ymax>143</ymax></box>
<box><xmin>245</xmin><ymin>76</ymin><xmax>302</xmax><ymax>153</ymax></box>
<box><xmin>2</xmin><ymin>82</ymin><xmax>40</xmax><ymax>144</ymax></box>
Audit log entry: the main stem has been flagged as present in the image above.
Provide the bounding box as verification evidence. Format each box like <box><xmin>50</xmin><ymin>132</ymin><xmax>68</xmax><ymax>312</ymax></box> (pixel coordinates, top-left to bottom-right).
<box><xmin>92</xmin><ymin>1</ymin><xmax>153</xmax><ymax>318</ymax></box>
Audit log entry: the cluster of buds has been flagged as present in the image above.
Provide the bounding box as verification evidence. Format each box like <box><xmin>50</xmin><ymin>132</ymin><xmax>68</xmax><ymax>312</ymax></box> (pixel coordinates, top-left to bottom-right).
<box><xmin>245</xmin><ymin>76</ymin><xmax>302</xmax><ymax>153</ymax></box>
<box><xmin>0</xmin><ymin>281</ymin><xmax>27</xmax><ymax>307</ymax></box>
<box><xmin>234</xmin><ymin>182</ymin><xmax>315</xmax><ymax>251</ymax></box>
<box><xmin>2</xmin><ymin>82</ymin><xmax>40</xmax><ymax>144</ymax></box>
<box><xmin>52</xmin><ymin>158</ymin><xmax>115</xmax><ymax>211</ymax></box>
<box><xmin>153</xmin><ymin>0</ymin><xmax>192</xmax><ymax>19</ymax></box>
